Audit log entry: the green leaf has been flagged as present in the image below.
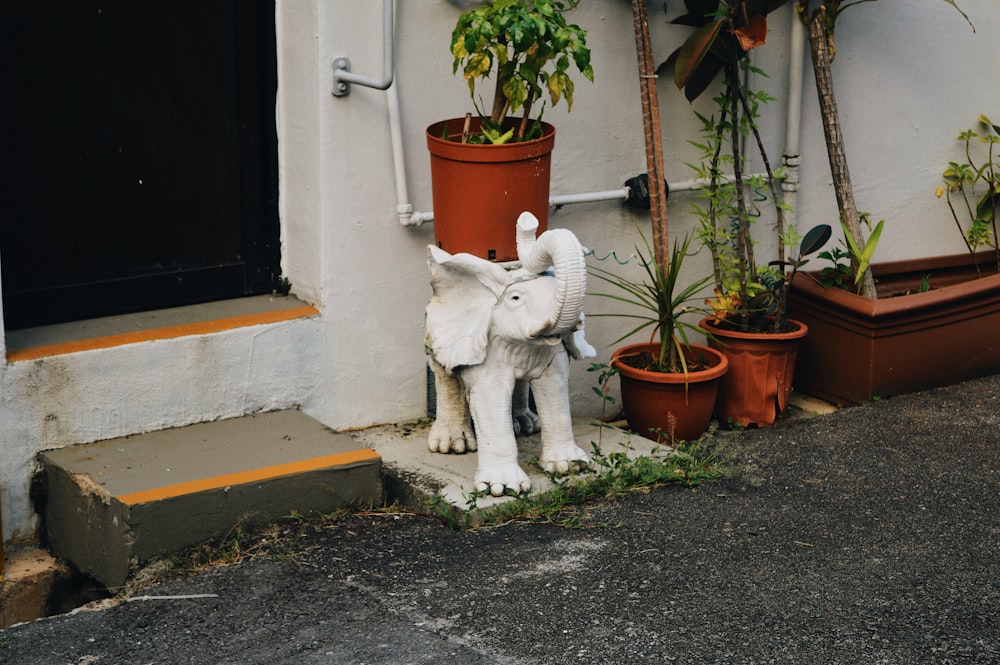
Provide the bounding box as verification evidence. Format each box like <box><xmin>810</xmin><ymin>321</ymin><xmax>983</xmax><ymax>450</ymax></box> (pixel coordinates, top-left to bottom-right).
<box><xmin>976</xmin><ymin>190</ymin><xmax>998</xmax><ymax>222</ymax></box>
<box><xmin>464</xmin><ymin>52</ymin><xmax>492</xmax><ymax>80</ymax></box>
<box><xmin>979</xmin><ymin>114</ymin><xmax>999</xmax><ymax>135</ymax></box>
<box><xmin>859</xmin><ymin>219</ymin><xmax>884</xmax><ymax>265</ymax></box>
<box><xmin>843</xmin><ymin>218</ymin><xmax>884</xmax><ymax>288</ymax></box>
<box><xmin>503</xmin><ymin>76</ymin><xmax>528</xmax><ymax>111</ymax></box>
<box><xmin>549</xmin><ymin>71</ymin><xmax>573</xmax><ymax>108</ymax></box>
<box><xmin>799</xmin><ymin>224</ymin><xmax>832</xmax><ymax>257</ymax></box>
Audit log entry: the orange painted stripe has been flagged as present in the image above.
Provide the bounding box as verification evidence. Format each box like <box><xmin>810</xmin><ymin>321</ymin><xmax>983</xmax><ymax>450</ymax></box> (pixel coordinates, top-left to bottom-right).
<box><xmin>115</xmin><ymin>448</ymin><xmax>380</xmax><ymax>506</ymax></box>
<box><xmin>6</xmin><ymin>305</ymin><xmax>320</xmax><ymax>362</ymax></box>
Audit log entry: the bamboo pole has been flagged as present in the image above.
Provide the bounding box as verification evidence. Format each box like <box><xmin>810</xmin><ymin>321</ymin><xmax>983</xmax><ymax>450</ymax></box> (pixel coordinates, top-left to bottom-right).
<box><xmin>631</xmin><ymin>0</ymin><xmax>669</xmax><ymax>271</ymax></box>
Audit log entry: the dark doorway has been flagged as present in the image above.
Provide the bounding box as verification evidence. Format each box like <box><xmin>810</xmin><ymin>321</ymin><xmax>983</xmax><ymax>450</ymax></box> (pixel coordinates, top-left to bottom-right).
<box><xmin>1</xmin><ymin>2</ymin><xmax>280</xmax><ymax>330</ymax></box>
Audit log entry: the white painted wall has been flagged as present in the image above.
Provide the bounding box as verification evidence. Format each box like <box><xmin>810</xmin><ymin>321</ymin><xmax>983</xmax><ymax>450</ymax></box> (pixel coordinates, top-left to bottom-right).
<box><xmin>2</xmin><ymin>0</ymin><xmax>997</xmax><ymax>544</ymax></box>
<box><xmin>794</xmin><ymin>1</ymin><xmax>998</xmax><ymax>261</ymax></box>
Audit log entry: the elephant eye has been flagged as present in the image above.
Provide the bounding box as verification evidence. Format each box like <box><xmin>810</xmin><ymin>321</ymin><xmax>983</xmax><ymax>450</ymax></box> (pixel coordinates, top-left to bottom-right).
<box><xmin>511</xmin><ymin>294</ymin><xmax>520</xmax><ymax>301</ymax></box>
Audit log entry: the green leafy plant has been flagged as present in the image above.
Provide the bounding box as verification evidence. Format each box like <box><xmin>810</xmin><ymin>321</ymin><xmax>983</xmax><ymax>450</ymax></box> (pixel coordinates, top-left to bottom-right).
<box><xmin>588</xmin><ymin>361</ymin><xmax>620</xmax><ymax>420</ymax></box>
<box><xmin>662</xmin><ymin>1</ymin><xmax>829</xmax><ymax>333</ymax></box>
<box><xmin>814</xmin><ymin>212</ymin><xmax>883</xmax><ymax>293</ymax></box>
<box><xmin>841</xmin><ymin>214</ymin><xmax>884</xmax><ymax>292</ymax></box>
<box><xmin>937</xmin><ymin>114</ymin><xmax>1000</xmax><ymax>277</ymax></box>
<box><xmin>588</xmin><ymin>230</ymin><xmax>715</xmax><ymax>373</ymax></box>
<box><xmin>450</xmin><ymin>0</ymin><xmax>594</xmax><ymax>143</ymax></box>
<box><xmin>817</xmin><ymin>244</ymin><xmax>852</xmax><ymax>290</ymax></box>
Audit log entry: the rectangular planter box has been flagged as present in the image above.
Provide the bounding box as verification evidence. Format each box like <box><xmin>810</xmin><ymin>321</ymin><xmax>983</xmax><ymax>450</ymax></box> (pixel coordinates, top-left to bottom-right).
<box><xmin>789</xmin><ymin>252</ymin><xmax>1000</xmax><ymax>405</ymax></box>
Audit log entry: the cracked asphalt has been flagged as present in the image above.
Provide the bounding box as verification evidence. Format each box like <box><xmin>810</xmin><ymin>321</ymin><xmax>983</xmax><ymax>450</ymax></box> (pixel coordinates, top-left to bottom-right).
<box><xmin>3</xmin><ymin>373</ymin><xmax>999</xmax><ymax>664</ymax></box>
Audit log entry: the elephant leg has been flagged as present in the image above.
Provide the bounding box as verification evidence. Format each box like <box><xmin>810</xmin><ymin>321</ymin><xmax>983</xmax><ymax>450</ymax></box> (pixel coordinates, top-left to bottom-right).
<box><xmin>466</xmin><ymin>369</ymin><xmax>530</xmax><ymax>496</ymax></box>
<box><xmin>427</xmin><ymin>358</ymin><xmax>477</xmax><ymax>454</ymax></box>
<box><xmin>532</xmin><ymin>350</ymin><xmax>590</xmax><ymax>475</ymax></box>
<box><xmin>511</xmin><ymin>379</ymin><xmax>540</xmax><ymax>436</ymax></box>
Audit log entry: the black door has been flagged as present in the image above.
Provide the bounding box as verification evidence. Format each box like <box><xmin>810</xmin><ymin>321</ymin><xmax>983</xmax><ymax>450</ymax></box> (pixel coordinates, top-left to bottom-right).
<box><xmin>1</xmin><ymin>2</ymin><xmax>280</xmax><ymax>330</ymax></box>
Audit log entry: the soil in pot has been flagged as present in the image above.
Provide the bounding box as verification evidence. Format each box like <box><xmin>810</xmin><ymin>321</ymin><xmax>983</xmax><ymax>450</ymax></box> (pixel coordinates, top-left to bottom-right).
<box><xmin>699</xmin><ymin>318</ymin><xmax>808</xmax><ymax>428</ymax></box>
<box><xmin>611</xmin><ymin>342</ymin><xmax>728</xmax><ymax>444</ymax></box>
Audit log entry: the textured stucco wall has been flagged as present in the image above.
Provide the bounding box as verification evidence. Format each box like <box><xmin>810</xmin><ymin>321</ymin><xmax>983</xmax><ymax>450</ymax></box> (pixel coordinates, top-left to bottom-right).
<box><xmin>2</xmin><ymin>0</ymin><xmax>997</xmax><ymax>543</ymax></box>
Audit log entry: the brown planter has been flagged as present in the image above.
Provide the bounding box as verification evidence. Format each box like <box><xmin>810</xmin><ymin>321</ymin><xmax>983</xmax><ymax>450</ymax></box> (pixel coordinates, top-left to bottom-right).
<box><xmin>789</xmin><ymin>251</ymin><xmax>1000</xmax><ymax>405</ymax></box>
<box><xmin>426</xmin><ymin>117</ymin><xmax>555</xmax><ymax>262</ymax></box>
<box><xmin>699</xmin><ymin>318</ymin><xmax>808</xmax><ymax>428</ymax></box>
<box><xmin>611</xmin><ymin>342</ymin><xmax>729</xmax><ymax>443</ymax></box>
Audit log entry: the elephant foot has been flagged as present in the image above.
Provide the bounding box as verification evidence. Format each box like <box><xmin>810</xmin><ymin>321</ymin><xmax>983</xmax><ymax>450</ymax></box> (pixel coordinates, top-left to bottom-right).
<box><xmin>428</xmin><ymin>420</ymin><xmax>477</xmax><ymax>454</ymax></box>
<box><xmin>541</xmin><ymin>443</ymin><xmax>591</xmax><ymax>475</ymax></box>
<box><xmin>512</xmin><ymin>408</ymin><xmax>540</xmax><ymax>437</ymax></box>
<box><xmin>475</xmin><ymin>463</ymin><xmax>531</xmax><ymax>497</ymax></box>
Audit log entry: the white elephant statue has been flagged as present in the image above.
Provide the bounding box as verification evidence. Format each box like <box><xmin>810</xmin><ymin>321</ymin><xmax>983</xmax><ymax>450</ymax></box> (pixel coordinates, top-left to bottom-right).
<box><xmin>425</xmin><ymin>211</ymin><xmax>596</xmax><ymax>497</ymax></box>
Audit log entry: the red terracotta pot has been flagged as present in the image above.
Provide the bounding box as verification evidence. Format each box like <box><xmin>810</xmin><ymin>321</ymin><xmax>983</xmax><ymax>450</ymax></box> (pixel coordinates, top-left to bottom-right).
<box><xmin>611</xmin><ymin>342</ymin><xmax>729</xmax><ymax>443</ymax></box>
<box><xmin>789</xmin><ymin>252</ymin><xmax>1000</xmax><ymax>405</ymax></box>
<box><xmin>426</xmin><ymin>117</ymin><xmax>555</xmax><ymax>262</ymax></box>
<box><xmin>699</xmin><ymin>318</ymin><xmax>808</xmax><ymax>428</ymax></box>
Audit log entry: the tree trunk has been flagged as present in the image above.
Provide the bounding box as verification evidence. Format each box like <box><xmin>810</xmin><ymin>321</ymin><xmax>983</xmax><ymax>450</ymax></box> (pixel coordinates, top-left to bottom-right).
<box><xmin>805</xmin><ymin>10</ymin><xmax>878</xmax><ymax>299</ymax></box>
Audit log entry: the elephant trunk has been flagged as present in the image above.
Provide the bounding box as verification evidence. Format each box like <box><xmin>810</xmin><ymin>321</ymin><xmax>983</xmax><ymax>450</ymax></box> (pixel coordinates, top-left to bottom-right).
<box><xmin>515</xmin><ymin>212</ymin><xmax>587</xmax><ymax>337</ymax></box>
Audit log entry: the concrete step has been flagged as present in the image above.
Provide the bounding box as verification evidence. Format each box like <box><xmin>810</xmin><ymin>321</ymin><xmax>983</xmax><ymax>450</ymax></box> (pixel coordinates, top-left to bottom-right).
<box><xmin>36</xmin><ymin>409</ymin><xmax>382</xmax><ymax>589</ymax></box>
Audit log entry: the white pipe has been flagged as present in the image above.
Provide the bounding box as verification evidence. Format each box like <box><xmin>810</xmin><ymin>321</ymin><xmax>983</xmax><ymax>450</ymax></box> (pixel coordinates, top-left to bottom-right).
<box><xmin>396</xmin><ymin>174</ymin><xmax>775</xmax><ymax>226</ymax></box>
<box><xmin>388</xmin><ymin>75</ymin><xmax>434</xmax><ymax>227</ymax></box>
<box><xmin>381</xmin><ymin>1</ymin><xmax>434</xmax><ymax>227</ymax></box>
<box><xmin>785</xmin><ymin>8</ymin><xmax>805</xmax><ymax>160</ymax></box>
<box><xmin>782</xmin><ymin>8</ymin><xmax>806</xmax><ymax>229</ymax></box>
<box><xmin>386</xmin><ymin>78</ymin><xmax>409</xmax><ymax>223</ymax></box>
<box><xmin>550</xmin><ymin>189</ymin><xmax>629</xmax><ymax>207</ymax></box>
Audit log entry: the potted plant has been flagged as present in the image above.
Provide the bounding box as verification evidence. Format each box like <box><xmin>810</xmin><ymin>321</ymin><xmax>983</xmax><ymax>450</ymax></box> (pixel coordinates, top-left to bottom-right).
<box><xmin>790</xmin><ymin>112</ymin><xmax>1000</xmax><ymax>405</ymax></box>
<box><xmin>589</xmin><ymin>231</ymin><xmax>729</xmax><ymax>443</ymax></box>
<box><xmin>662</xmin><ymin>0</ymin><xmax>830</xmax><ymax>427</ymax></box>
<box><xmin>427</xmin><ymin>0</ymin><xmax>593</xmax><ymax>262</ymax></box>
<box><xmin>581</xmin><ymin>0</ymin><xmax>727</xmax><ymax>445</ymax></box>
<box><xmin>785</xmin><ymin>1</ymin><xmax>998</xmax><ymax>405</ymax></box>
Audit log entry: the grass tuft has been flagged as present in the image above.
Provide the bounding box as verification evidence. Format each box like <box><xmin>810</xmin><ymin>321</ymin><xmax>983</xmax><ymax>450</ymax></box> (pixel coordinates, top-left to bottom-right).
<box><xmin>423</xmin><ymin>436</ymin><xmax>725</xmax><ymax>530</ymax></box>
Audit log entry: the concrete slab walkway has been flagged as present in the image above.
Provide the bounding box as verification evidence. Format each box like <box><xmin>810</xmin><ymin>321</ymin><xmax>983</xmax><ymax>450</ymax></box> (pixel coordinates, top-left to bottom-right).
<box><xmin>346</xmin><ymin>415</ymin><xmax>669</xmax><ymax>517</ymax></box>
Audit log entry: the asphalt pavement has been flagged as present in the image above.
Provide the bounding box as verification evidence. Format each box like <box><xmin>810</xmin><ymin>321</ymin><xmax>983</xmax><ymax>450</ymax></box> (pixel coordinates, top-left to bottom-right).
<box><xmin>3</xmin><ymin>373</ymin><xmax>999</xmax><ymax>664</ymax></box>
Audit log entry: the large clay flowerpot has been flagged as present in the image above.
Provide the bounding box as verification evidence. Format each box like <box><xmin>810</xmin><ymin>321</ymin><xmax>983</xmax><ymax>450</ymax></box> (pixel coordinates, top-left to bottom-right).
<box><xmin>611</xmin><ymin>342</ymin><xmax>729</xmax><ymax>443</ymax></box>
<box><xmin>426</xmin><ymin>117</ymin><xmax>555</xmax><ymax>262</ymax></box>
<box><xmin>789</xmin><ymin>251</ymin><xmax>1000</xmax><ymax>405</ymax></box>
<box><xmin>699</xmin><ymin>318</ymin><xmax>808</xmax><ymax>428</ymax></box>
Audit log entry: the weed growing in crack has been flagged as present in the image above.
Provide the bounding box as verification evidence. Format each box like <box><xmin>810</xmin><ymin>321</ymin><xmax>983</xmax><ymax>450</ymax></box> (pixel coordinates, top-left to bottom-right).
<box><xmin>424</xmin><ymin>435</ymin><xmax>723</xmax><ymax>531</ymax></box>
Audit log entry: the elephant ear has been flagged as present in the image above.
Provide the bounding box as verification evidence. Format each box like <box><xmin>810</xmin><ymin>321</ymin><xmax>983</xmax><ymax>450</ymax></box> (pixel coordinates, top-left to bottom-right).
<box><xmin>425</xmin><ymin>245</ymin><xmax>508</xmax><ymax>372</ymax></box>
